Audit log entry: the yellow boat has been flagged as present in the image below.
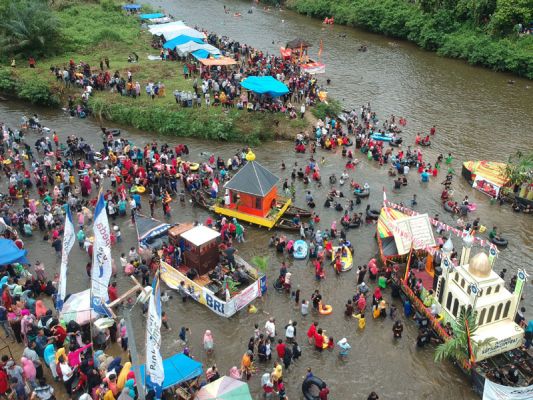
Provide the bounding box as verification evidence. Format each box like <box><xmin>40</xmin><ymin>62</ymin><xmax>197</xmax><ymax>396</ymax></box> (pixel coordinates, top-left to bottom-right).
<box><xmin>331</xmin><ymin>246</ymin><xmax>353</xmax><ymax>272</ymax></box>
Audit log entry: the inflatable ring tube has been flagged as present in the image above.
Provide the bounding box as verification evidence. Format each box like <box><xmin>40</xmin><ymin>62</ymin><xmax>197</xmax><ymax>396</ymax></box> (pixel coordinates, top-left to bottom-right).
<box><xmin>79</xmin><ymin>111</ymin><xmax>86</xmax><ymax>118</ymax></box>
<box><xmin>319</xmin><ymin>303</ymin><xmax>333</xmax><ymax>315</ymax></box>
<box><xmin>491</xmin><ymin>237</ymin><xmax>508</xmax><ymax>248</ymax></box>
<box><xmin>273</xmin><ymin>278</ymin><xmax>284</xmax><ymax>291</ymax></box>
<box><xmin>350</xmin><ymin>221</ymin><xmax>361</xmax><ymax>228</ymax></box>
<box><xmin>443</xmin><ymin>202</ymin><xmax>454</xmax><ymax>213</ymax></box>
<box><xmin>136</xmin><ymin>185</ymin><xmax>146</xmax><ymax>194</ymax></box>
<box><xmin>302</xmin><ymin>376</ymin><xmax>327</xmax><ymax>400</ymax></box>
<box><xmin>366</xmin><ymin>209</ymin><xmax>379</xmax><ymax>220</ymax></box>
<box><xmin>354</xmin><ymin>189</ymin><xmax>370</xmax><ymax>198</ymax></box>
<box><xmin>468</xmin><ymin>203</ymin><xmax>477</xmax><ymax>212</ymax></box>
<box><xmin>420</xmin><ymin>141</ymin><xmax>431</xmax><ymax>146</ymax></box>
<box><xmin>105</xmin><ymin>129</ymin><xmax>121</xmax><ymax>136</ymax></box>
<box><xmin>189</xmin><ymin>162</ymin><xmax>200</xmax><ymax>171</ymax></box>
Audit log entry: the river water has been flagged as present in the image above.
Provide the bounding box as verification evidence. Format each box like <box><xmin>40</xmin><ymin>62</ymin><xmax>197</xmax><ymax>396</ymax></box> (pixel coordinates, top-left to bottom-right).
<box><xmin>1</xmin><ymin>1</ymin><xmax>532</xmax><ymax>398</ymax></box>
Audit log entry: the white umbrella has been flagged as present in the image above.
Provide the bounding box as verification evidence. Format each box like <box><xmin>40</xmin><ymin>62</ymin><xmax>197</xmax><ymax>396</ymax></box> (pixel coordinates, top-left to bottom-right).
<box><xmin>60</xmin><ymin>289</ymin><xmax>99</xmax><ymax>325</ymax></box>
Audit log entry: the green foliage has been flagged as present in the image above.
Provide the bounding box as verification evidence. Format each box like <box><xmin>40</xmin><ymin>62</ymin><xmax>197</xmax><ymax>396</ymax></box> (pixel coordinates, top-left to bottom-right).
<box><xmin>0</xmin><ymin>68</ymin><xmax>16</xmax><ymax>92</ymax></box>
<box><xmin>290</xmin><ymin>0</ymin><xmax>533</xmax><ymax>78</ymax></box>
<box><xmin>16</xmin><ymin>78</ymin><xmax>60</xmax><ymax>106</ymax></box>
<box><xmin>490</xmin><ymin>0</ymin><xmax>533</xmax><ymax>35</ymax></box>
<box><xmin>434</xmin><ymin>308</ymin><xmax>495</xmax><ymax>365</ymax></box>
<box><xmin>0</xmin><ymin>0</ymin><xmax>63</xmax><ymax>58</ymax></box>
<box><xmin>503</xmin><ymin>150</ymin><xmax>533</xmax><ymax>186</ymax></box>
<box><xmin>251</xmin><ymin>256</ymin><xmax>269</xmax><ymax>273</ymax></box>
<box><xmin>312</xmin><ymin>98</ymin><xmax>342</xmax><ymax>120</ymax></box>
<box><xmin>99</xmin><ymin>0</ymin><xmax>120</xmax><ymax>12</ymax></box>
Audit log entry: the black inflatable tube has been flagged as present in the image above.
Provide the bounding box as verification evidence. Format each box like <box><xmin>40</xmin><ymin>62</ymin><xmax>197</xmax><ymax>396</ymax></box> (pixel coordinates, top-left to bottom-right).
<box><xmin>443</xmin><ymin>202</ymin><xmax>454</xmax><ymax>213</ymax></box>
<box><xmin>366</xmin><ymin>209</ymin><xmax>379</xmax><ymax>220</ymax></box>
<box><xmin>420</xmin><ymin>141</ymin><xmax>431</xmax><ymax>146</ymax></box>
<box><xmin>105</xmin><ymin>129</ymin><xmax>121</xmax><ymax>136</ymax></box>
<box><xmin>302</xmin><ymin>377</ymin><xmax>327</xmax><ymax>400</ymax></box>
<box><xmin>354</xmin><ymin>189</ymin><xmax>370</xmax><ymax>198</ymax></box>
<box><xmin>491</xmin><ymin>237</ymin><xmax>508</xmax><ymax>248</ymax></box>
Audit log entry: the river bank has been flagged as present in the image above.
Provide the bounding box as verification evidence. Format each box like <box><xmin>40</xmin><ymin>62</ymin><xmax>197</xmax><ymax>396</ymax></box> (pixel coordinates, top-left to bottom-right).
<box><xmin>0</xmin><ymin>1</ymin><xmax>312</xmax><ymax>144</ymax></box>
<box><xmin>285</xmin><ymin>0</ymin><xmax>533</xmax><ymax>79</ymax></box>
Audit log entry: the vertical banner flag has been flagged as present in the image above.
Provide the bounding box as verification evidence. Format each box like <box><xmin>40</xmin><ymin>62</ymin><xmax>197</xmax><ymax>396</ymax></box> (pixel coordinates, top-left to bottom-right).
<box><xmin>56</xmin><ymin>205</ymin><xmax>75</xmax><ymax>311</ymax></box>
<box><xmin>91</xmin><ymin>192</ymin><xmax>113</xmax><ymax>316</ymax></box>
<box><xmin>146</xmin><ymin>275</ymin><xmax>164</xmax><ymax>398</ymax></box>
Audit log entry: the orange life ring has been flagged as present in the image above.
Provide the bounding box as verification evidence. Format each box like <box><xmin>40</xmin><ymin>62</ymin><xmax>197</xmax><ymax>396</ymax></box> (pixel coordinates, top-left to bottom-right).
<box><xmin>319</xmin><ymin>303</ymin><xmax>333</xmax><ymax>315</ymax></box>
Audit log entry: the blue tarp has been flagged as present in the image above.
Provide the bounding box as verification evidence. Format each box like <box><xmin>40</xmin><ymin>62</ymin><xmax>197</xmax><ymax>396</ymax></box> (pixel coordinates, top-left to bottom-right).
<box><xmin>139</xmin><ymin>13</ymin><xmax>165</xmax><ymax>20</ymax></box>
<box><xmin>163</xmin><ymin>35</ymin><xmax>204</xmax><ymax>49</ymax></box>
<box><xmin>0</xmin><ymin>239</ymin><xmax>28</xmax><ymax>265</ymax></box>
<box><xmin>123</xmin><ymin>4</ymin><xmax>141</xmax><ymax>10</ymax></box>
<box><xmin>240</xmin><ymin>76</ymin><xmax>289</xmax><ymax>97</ymax></box>
<box><xmin>137</xmin><ymin>353</ymin><xmax>203</xmax><ymax>389</ymax></box>
<box><xmin>191</xmin><ymin>49</ymin><xmax>221</xmax><ymax>60</ymax></box>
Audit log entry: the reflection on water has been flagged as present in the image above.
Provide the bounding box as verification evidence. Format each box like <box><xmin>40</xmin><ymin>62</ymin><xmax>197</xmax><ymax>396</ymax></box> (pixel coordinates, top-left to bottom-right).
<box><xmin>1</xmin><ymin>1</ymin><xmax>532</xmax><ymax>396</ymax></box>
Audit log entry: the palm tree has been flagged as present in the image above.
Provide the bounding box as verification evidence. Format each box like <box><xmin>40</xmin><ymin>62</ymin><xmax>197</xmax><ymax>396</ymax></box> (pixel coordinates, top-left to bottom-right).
<box><xmin>251</xmin><ymin>255</ymin><xmax>269</xmax><ymax>274</ymax></box>
<box><xmin>434</xmin><ymin>308</ymin><xmax>495</xmax><ymax>367</ymax></box>
<box><xmin>0</xmin><ymin>0</ymin><xmax>62</xmax><ymax>58</ymax></box>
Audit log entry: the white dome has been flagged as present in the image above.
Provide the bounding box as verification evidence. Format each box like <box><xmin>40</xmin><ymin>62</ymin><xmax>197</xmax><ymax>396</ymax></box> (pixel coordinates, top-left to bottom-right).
<box><xmin>468</xmin><ymin>252</ymin><xmax>491</xmax><ymax>278</ymax></box>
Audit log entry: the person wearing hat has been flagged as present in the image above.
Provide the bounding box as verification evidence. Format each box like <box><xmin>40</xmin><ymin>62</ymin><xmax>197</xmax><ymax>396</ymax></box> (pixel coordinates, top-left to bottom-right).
<box><xmin>337</xmin><ymin>338</ymin><xmax>351</xmax><ymax>356</ymax></box>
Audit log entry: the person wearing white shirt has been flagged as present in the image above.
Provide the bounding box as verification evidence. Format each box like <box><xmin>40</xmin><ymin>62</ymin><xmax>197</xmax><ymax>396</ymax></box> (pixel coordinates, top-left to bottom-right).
<box><xmin>285</xmin><ymin>321</ymin><xmax>295</xmax><ymax>343</ymax></box>
<box><xmin>264</xmin><ymin>318</ymin><xmax>276</xmax><ymax>340</ymax></box>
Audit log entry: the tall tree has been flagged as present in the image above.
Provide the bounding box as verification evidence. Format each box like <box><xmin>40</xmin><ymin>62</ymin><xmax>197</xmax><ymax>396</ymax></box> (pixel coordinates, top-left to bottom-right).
<box><xmin>0</xmin><ymin>0</ymin><xmax>62</xmax><ymax>58</ymax></box>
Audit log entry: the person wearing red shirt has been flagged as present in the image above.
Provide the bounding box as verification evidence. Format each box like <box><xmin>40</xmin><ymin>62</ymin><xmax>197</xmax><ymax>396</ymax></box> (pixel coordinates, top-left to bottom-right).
<box><xmin>314</xmin><ymin>329</ymin><xmax>324</xmax><ymax>351</ymax></box>
<box><xmin>108</xmin><ymin>282</ymin><xmax>119</xmax><ymax>302</ymax></box>
<box><xmin>307</xmin><ymin>322</ymin><xmax>318</xmax><ymax>344</ymax></box>
<box><xmin>319</xmin><ymin>385</ymin><xmax>330</xmax><ymax>399</ymax></box>
<box><xmin>275</xmin><ymin>339</ymin><xmax>286</xmax><ymax>360</ymax></box>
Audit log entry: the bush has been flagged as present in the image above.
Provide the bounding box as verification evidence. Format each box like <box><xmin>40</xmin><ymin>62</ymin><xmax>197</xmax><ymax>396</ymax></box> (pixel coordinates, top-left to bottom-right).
<box><xmin>100</xmin><ymin>0</ymin><xmax>120</xmax><ymax>12</ymax></box>
<box><xmin>0</xmin><ymin>68</ymin><xmax>16</xmax><ymax>92</ymax></box>
<box><xmin>312</xmin><ymin>99</ymin><xmax>342</xmax><ymax>120</ymax></box>
<box><xmin>16</xmin><ymin>79</ymin><xmax>60</xmax><ymax>106</ymax></box>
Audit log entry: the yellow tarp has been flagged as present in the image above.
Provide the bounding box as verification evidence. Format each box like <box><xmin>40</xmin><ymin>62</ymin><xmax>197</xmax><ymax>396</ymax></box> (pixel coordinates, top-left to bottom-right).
<box><xmin>463</xmin><ymin>160</ymin><xmax>508</xmax><ymax>187</ymax></box>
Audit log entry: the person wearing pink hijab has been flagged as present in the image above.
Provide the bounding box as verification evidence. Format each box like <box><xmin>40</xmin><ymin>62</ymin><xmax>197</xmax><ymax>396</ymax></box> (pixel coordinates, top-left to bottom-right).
<box><xmin>34</xmin><ymin>300</ymin><xmax>47</xmax><ymax>319</ymax></box>
<box><xmin>203</xmin><ymin>330</ymin><xmax>214</xmax><ymax>355</ymax></box>
<box><xmin>21</xmin><ymin>357</ymin><xmax>36</xmax><ymax>386</ymax></box>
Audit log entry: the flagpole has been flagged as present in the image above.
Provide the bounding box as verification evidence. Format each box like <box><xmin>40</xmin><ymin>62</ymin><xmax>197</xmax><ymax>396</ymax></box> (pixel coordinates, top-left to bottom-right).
<box><xmin>403</xmin><ymin>245</ymin><xmax>414</xmax><ymax>284</ymax></box>
<box><xmin>125</xmin><ymin>307</ymin><xmax>146</xmax><ymax>400</ymax></box>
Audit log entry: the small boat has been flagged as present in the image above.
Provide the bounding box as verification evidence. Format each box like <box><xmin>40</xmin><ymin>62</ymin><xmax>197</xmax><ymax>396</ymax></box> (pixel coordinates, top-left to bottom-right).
<box><xmin>275</xmin><ymin>218</ymin><xmax>301</xmax><ymax>231</ymax></box>
<box><xmin>371</xmin><ymin>133</ymin><xmax>394</xmax><ymax>142</ymax></box>
<box><xmin>331</xmin><ymin>246</ymin><xmax>353</xmax><ymax>272</ymax></box>
<box><xmin>293</xmin><ymin>240</ymin><xmax>308</xmax><ymax>259</ymax></box>
<box><xmin>284</xmin><ymin>205</ymin><xmax>312</xmax><ymax>218</ymax></box>
<box><xmin>353</xmin><ymin>188</ymin><xmax>370</xmax><ymax>198</ymax></box>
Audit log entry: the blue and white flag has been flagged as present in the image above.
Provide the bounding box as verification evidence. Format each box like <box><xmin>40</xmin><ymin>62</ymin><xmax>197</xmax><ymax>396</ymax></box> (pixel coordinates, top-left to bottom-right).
<box><xmin>91</xmin><ymin>192</ymin><xmax>113</xmax><ymax>316</ymax></box>
<box><xmin>146</xmin><ymin>275</ymin><xmax>164</xmax><ymax>398</ymax></box>
<box><xmin>56</xmin><ymin>205</ymin><xmax>76</xmax><ymax>311</ymax></box>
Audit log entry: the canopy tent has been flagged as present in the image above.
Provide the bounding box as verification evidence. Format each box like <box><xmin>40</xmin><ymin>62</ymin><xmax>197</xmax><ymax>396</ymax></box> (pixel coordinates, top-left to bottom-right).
<box><xmin>135</xmin><ymin>214</ymin><xmax>171</xmax><ymax>249</ymax></box>
<box><xmin>163</xmin><ymin>35</ymin><xmax>204</xmax><ymax>49</ymax></box>
<box><xmin>377</xmin><ymin>207</ymin><xmax>407</xmax><ymax>239</ymax></box>
<box><xmin>148</xmin><ymin>21</ymin><xmax>186</xmax><ymax>35</ymax></box>
<box><xmin>199</xmin><ymin>56</ymin><xmax>238</xmax><ymax>66</ymax></box>
<box><xmin>162</xmin><ymin>27</ymin><xmax>206</xmax><ymax>41</ymax></box>
<box><xmin>122</xmin><ymin>4</ymin><xmax>141</xmax><ymax>10</ymax></box>
<box><xmin>240</xmin><ymin>76</ymin><xmax>289</xmax><ymax>97</ymax></box>
<box><xmin>176</xmin><ymin>42</ymin><xmax>220</xmax><ymax>56</ymax></box>
<box><xmin>286</xmin><ymin>38</ymin><xmax>311</xmax><ymax>49</ymax></box>
<box><xmin>192</xmin><ymin>49</ymin><xmax>213</xmax><ymax>60</ymax></box>
<box><xmin>137</xmin><ymin>353</ymin><xmax>203</xmax><ymax>389</ymax></box>
<box><xmin>224</xmin><ymin>160</ymin><xmax>279</xmax><ymax>197</ymax></box>
<box><xmin>139</xmin><ymin>13</ymin><xmax>165</xmax><ymax>19</ymax></box>
<box><xmin>196</xmin><ymin>376</ymin><xmax>252</xmax><ymax>400</ymax></box>
<box><xmin>0</xmin><ymin>239</ymin><xmax>28</xmax><ymax>265</ymax></box>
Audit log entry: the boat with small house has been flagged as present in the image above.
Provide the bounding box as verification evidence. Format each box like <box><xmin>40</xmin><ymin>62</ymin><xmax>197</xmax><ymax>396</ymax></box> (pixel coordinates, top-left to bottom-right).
<box><xmin>160</xmin><ymin>223</ymin><xmax>266</xmax><ymax>317</ymax></box>
<box><xmin>213</xmin><ymin>150</ymin><xmax>295</xmax><ymax>230</ymax></box>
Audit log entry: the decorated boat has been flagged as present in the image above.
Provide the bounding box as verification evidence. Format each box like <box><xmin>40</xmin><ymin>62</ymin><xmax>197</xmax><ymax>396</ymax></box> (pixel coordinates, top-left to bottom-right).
<box><xmin>160</xmin><ymin>223</ymin><xmax>266</xmax><ymax>317</ymax></box>
<box><xmin>378</xmin><ymin>201</ymin><xmax>533</xmax><ymax>397</ymax></box>
<box><xmin>213</xmin><ymin>150</ymin><xmax>293</xmax><ymax>230</ymax></box>
<box><xmin>462</xmin><ymin>160</ymin><xmax>509</xmax><ymax>198</ymax></box>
